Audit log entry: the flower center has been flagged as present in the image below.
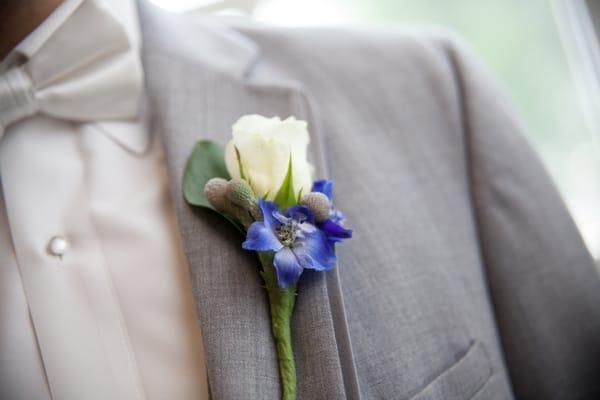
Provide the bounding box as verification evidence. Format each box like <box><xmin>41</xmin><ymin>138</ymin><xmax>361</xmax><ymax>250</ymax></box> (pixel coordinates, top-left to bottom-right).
<box><xmin>277</xmin><ymin>220</ymin><xmax>300</xmax><ymax>247</ymax></box>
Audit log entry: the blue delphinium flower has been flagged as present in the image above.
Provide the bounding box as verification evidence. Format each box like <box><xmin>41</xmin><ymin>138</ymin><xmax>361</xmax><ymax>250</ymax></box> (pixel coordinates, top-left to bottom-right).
<box><xmin>312</xmin><ymin>179</ymin><xmax>352</xmax><ymax>242</ymax></box>
<box><xmin>242</xmin><ymin>198</ymin><xmax>336</xmax><ymax>288</ymax></box>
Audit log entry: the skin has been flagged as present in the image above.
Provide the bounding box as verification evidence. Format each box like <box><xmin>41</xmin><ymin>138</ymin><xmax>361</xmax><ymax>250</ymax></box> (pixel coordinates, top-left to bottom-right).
<box><xmin>0</xmin><ymin>0</ymin><xmax>64</xmax><ymax>59</ymax></box>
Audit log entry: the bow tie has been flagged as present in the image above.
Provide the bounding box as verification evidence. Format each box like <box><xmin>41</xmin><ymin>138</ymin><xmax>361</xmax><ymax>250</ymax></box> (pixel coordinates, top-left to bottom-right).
<box><xmin>0</xmin><ymin>0</ymin><xmax>142</xmax><ymax>138</ymax></box>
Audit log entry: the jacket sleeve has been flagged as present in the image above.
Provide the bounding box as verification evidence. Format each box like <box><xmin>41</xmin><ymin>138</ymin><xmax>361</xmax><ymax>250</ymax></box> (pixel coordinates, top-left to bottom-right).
<box><xmin>439</xmin><ymin>36</ymin><xmax>600</xmax><ymax>400</ymax></box>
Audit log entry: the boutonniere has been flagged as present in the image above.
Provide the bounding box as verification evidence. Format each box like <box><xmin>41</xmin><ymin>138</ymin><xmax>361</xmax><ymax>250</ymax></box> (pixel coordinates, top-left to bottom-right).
<box><xmin>183</xmin><ymin>114</ymin><xmax>352</xmax><ymax>400</ymax></box>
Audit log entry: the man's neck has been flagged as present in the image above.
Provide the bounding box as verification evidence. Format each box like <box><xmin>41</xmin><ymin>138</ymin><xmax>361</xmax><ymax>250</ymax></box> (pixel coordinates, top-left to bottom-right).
<box><xmin>0</xmin><ymin>0</ymin><xmax>64</xmax><ymax>59</ymax></box>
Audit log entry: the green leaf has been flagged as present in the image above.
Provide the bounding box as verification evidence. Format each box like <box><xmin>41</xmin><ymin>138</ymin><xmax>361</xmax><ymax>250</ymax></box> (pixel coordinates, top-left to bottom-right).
<box><xmin>183</xmin><ymin>140</ymin><xmax>230</xmax><ymax>208</ymax></box>
<box><xmin>234</xmin><ymin>145</ymin><xmax>247</xmax><ymax>180</ymax></box>
<box><xmin>273</xmin><ymin>157</ymin><xmax>297</xmax><ymax>210</ymax></box>
<box><xmin>183</xmin><ymin>140</ymin><xmax>246</xmax><ymax>234</ymax></box>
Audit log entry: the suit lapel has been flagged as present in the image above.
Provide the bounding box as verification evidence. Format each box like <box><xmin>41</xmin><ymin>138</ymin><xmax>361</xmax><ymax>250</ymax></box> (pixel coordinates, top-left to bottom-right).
<box><xmin>138</xmin><ymin>2</ymin><xmax>358</xmax><ymax>398</ymax></box>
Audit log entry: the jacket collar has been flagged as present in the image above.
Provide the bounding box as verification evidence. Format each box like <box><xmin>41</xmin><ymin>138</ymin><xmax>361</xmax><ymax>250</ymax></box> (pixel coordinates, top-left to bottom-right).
<box><xmin>137</xmin><ymin>0</ymin><xmax>259</xmax><ymax>80</ymax></box>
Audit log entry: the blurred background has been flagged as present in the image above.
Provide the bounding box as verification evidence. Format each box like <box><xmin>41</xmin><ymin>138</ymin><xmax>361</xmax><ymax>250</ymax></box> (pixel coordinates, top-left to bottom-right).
<box><xmin>149</xmin><ymin>0</ymin><xmax>600</xmax><ymax>260</ymax></box>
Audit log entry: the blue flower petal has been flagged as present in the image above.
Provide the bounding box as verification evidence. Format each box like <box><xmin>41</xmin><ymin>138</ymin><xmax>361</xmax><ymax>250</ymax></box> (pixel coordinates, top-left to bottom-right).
<box><xmin>298</xmin><ymin>222</ymin><xmax>316</xmax><ymax>235</ymax></box>
<box><xmin>258</xmin><ymin>197</ymin><xmax>282</xmax><ymax>231</ymax></box>
<box><xmin>311</xmin><ymin>179</ymin><xmax>334</xmax><ymax>200</ymax></box>
<box><xmin>294</xmin><ymin>228</ymin><xmax>336</xmax><ymax>271</ymax></box>
<box><xmin>272</xmin><ymin>210</ymin><xmax>289</xmax><ymax>225</ymax></box>
<box><xmin>242</xmin><ymin>221</ymin><xmax>283</xmax><ymax>252</ymax></box>
<box><xmin>285</xmin><ymin>205</ymin><xmax>314</xmax><ymax>224</ymax></box>
<box><xmin>320</xmin><ymin>219</ymin><xmax>352</xmax><ymax>242</ymax></box>
<box><xmin>330</xmin><ymin>209</ymin><xmax>347</xmax><ymax>225</ymax></box>
<box><xmin>274</xmin><ymin>247</ymin><xmax>304</xmax><ymax>287</ymax></box>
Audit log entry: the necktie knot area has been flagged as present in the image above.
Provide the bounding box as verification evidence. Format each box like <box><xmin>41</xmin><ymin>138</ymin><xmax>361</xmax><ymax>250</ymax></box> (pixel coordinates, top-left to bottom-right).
<box><xmin>0</xmin><ymin>67</ymin><xmax>39</xmax><ymax>134</ymax></box>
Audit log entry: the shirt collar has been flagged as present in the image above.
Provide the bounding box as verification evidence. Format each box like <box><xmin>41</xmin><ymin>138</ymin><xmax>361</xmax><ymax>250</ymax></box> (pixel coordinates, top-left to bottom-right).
<box><xmin>2</xmin><ymin>0</ymin><xmax>147</xmax><ymax>154</ymax></box>
<box><xmin>15</xmin><ymin>0</ymin><xmax>83</xmax><ymax>60</ymax></box>
<box><xmin>7</xmin><ymin>0</ymin><xmax>140</xmax><ymax>64</ymax></box>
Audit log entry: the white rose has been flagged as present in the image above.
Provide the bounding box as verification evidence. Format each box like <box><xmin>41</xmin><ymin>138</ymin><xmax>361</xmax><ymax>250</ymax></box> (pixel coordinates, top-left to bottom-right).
<box><xmin>225</xmin><ymin>114</ymin><xmax>313</xmax><ymax>200</ymax></box>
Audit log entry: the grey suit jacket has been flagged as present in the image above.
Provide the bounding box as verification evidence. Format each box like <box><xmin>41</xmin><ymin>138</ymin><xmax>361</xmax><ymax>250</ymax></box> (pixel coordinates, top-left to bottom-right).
<box><xmin>138</xmin><ymin>2</ymin><xmax>600</xmax><ymax>399</ymax></box>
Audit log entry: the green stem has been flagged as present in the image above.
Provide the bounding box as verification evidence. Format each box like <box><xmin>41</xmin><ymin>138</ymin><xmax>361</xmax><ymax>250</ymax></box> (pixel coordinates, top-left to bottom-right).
<box><xmin>259</xmin><ymin>253</ymin><xmax>297</xmax><ymax>400</ymax></box>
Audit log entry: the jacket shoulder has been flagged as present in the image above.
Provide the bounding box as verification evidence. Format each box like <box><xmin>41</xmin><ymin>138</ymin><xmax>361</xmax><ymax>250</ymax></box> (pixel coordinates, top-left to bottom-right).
<box><xmin>234</xmin><ymin>22</ymin><xmax>465</xmax><ymax>81</ymax></box>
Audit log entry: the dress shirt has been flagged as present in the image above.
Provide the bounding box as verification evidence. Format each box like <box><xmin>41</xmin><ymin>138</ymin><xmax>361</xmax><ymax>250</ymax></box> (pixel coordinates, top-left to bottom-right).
<box><xmin>0</xmin><ymin>1</ymin><xmax>209</xmax><ymax>399</ymax></box>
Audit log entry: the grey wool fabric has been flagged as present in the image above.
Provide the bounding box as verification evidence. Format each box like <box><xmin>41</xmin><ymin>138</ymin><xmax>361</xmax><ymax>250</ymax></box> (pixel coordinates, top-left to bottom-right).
<box><xmin>138</xmin><ymin>1</ymin><xmax>600</xmax><ymax>399</ymax></box>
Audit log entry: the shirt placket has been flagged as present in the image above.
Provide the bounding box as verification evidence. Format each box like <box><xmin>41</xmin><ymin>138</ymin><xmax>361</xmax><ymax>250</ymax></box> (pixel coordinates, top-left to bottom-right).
<box><xmin>0</xmin><ymin>118</ymin><xmax>145</xmax><ymax>400</ymax></box>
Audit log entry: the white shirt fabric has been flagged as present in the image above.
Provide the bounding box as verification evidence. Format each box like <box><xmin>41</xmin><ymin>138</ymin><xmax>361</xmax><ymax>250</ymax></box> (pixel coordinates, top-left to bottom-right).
<box><xmin>0</xmin><ymin>1</ymin><xmax>209</xmax><ymax>399</ymax></box>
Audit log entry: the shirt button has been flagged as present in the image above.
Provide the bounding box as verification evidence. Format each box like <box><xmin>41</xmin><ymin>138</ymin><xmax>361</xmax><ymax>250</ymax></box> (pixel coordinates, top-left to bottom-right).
<box><xmin>47</xmin><ymin>236</ymin><xmax>68</xmax><ymax>257</ymax></box>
